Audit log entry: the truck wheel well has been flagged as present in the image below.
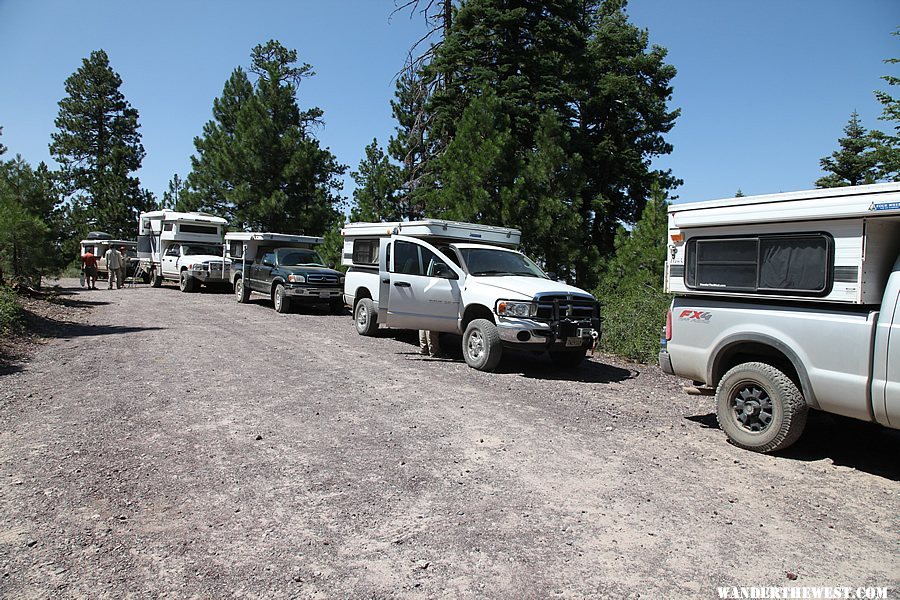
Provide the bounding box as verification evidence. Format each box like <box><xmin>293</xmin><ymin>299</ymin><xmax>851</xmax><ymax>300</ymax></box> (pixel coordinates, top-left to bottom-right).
<box><xmin>353</xmin><ymin>287</ymin><xmax>372</xmax><ymax>309</ymax></box>
<box><xmin>462</xmin><ymin>304</ymin><xmax>494</xmax><ymax>330</ymax></box>
<box><xmin>714</xmin><ymin>342</ymin><xmax>802</xmax><ymax>392</ymax></box>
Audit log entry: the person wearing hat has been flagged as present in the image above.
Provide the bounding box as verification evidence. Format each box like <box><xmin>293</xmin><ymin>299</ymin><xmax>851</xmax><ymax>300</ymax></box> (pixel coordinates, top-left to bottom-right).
<box><xmin>104</xmin><ymin>245</ymin><xmax>124</xmax><ymax>289</ymax></box>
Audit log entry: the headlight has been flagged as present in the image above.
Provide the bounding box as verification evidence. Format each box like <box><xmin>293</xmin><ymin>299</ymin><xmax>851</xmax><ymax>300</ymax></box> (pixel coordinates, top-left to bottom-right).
<box><xmin>288</xmin><ymin>274</ymin><xmax>305</xmax><ymax>283</ymax></box>
<box><xmin>496</xmin><ymin>300</ymin><xmax>534</xmax><ymax>317</ymax></box>
<box><xmin>189</xmin><ymin>263</ymin><xmax>208</xmax><ymax>271</ymax></box>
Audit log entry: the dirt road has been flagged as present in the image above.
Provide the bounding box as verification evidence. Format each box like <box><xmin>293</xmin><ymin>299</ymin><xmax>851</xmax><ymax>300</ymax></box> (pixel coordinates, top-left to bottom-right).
<box><xmin>1</xmin><ymin>280</ymin><xmax>897</xmax><ymax>598</ymax></box>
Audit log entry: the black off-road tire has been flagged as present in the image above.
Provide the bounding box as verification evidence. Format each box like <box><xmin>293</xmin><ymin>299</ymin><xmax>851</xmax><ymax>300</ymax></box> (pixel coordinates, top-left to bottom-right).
<box><xmin>715</xmin><ymin>362</ymin><xmax>808</xmax><ymax>453</ymax></box>
<box><xmin>235</xmin><ymin>277</ymin><xmax>251</xmax><ymax>303</ymax></box>
<box><xmin>354</xmin><ymin>298</ymin><xmax>378</xmax><ymax>335</ymax></box>
<box><xmin>273</xmin><ymin>284</ymin><xmax>290</xmax><ymax>313</ymax></box>
<box><xmin>180</xmin><ymin>271</ymin><xmax>198</xmax><ymax>293</ymax></box>
<box><xmin>150</xmin><ymin>269</ymin><xmax>162</xmax><ymax>288</ymax></box>
<box><xmin>550</xmin><ymin>348</ymin><xmax>588</xmax><ymax>369</ymax></box>
<box><xmin>463</xmin><ymin>318</ymin><xmax>502</xmax><ymax>372</ymax></box>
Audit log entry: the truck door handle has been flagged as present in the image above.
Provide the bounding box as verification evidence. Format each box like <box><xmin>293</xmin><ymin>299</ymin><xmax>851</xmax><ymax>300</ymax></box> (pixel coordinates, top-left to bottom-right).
<box><xmin>393</xmin><ymin>281</ymin><xmax>411</xmax><ymax>288</ymax></box>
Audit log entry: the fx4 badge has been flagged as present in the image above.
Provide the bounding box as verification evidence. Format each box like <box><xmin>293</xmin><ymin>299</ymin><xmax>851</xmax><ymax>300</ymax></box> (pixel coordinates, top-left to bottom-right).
<box><xmin>678</xmin><ymin>309</ymin><xmax>712</xmax><ymax>323</ymax></box>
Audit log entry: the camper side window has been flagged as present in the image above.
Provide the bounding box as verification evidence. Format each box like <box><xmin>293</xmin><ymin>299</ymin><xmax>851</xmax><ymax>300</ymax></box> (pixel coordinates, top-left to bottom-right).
<box><xmin>685</xmin><ymin>234</ymin><xmax>832</xmax><ymax>295</ymax></box>
<box><xmin>229</xmin><ymin>241</ymin><xmax>243</xmax><ymax>258</ymax></box>
<box><xmin>163</xmin><ymin>223</ymin><xmax>174</xmax><ymax>231</ymax></box>
<box><xmin>352</xmin><ymin>239</ymin><xmax>379</xmax><ymax>265</ymax></box>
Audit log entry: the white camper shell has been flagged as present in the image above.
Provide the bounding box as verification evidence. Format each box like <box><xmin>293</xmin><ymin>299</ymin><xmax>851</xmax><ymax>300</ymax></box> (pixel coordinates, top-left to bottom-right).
<box><xmin>341</xmin><ymin>219</ymin><xmax>521</xmax><ymax>269</ymax></box>
<box><xmin>665</xmin><ymin>182</ymin><xmax>900</xmax><ymax>304</ymax></box>
<box><xmin>137</xmin><ymin>210</ymin><xmax>230</xmax><ymax>291</ymax></box>
<box><xmin>224</xmin><ymin>231</ymin><xmax>324</xmax><ymax>286</ymax></box>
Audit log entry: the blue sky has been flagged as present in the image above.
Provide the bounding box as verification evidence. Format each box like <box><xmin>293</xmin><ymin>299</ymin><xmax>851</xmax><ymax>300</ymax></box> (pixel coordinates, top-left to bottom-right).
<box><xmin>0</xmin><ymin>0</ymin><xmax>897</xmax><ymax>210</ymax></box>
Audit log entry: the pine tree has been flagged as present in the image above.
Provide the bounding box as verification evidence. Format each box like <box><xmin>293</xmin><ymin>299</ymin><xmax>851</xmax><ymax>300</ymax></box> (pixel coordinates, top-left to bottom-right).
<box><xmin>186</xmin><ymin>40</ymin><xmax>346</xmax><ymax>235</ymax></box>
<box><xmin>50</xmin><ymin>50</ymin><xmax>152</xmax><ymax>239</ymax></box>
<box><xmin>869</xmin><ymin>28</ymin><xmax>900</xmax><ymax>182</ymax></box>
<box><xmin>415</xmin><ymin>0</ymin><xmax>678</xmax><ymax>288</ymax></box>
<box><xmin>594</xmin><ymin>184</ymin><xmax>670</xmax><ymax>361</ymax></box>
<box><xmin>350</xmin><ymin>139</ymin><xmax>403</xmax><ymax>221</ymax></box>
<box><xmin>815</xmin><ymin>111</ymin><xmax>878</xmax><ymax>188</ymax></box>
<box><xmin>161</xmin><ymin>173</ymin><xmax>190</xmax><ymax>210</ymax></box>
<box><xmin>0</xmin><ymin>156</ymin><xmax>60</xmax><ymax>285</ymax></box>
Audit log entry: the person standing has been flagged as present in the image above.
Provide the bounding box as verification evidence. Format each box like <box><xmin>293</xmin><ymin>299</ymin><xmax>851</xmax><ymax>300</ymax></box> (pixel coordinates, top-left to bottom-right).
<box><xmin>104</xmin><ymin>245</ymin><xmax>124</xmax><ymax>289</ymax></box>
<box><xmin>117</xmin><ymin>246</ymin><xmax>129</xmax><ymax>287</ymax></box>
<box><xmin>81</xmin><ymin>250</ymin><xmax>99</xmax><ymax>289</ymax></box>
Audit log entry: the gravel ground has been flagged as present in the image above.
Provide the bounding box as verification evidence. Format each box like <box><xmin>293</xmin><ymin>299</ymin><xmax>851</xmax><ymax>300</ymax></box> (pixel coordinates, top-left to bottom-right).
<box><xmin>0</xmin><ymin>279</ymin><xmax>898</xmax><ymax>599</ymax></box>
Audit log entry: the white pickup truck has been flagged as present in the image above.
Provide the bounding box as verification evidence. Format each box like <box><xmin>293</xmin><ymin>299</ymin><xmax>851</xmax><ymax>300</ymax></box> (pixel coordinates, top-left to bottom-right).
<box><xmin>342</xmin><ymin>220</ymin><xmax>600</xmax><ymax>371</ymax></box>
<box><xmin>137</xmin><ymin>210</ymin><xmax>230</xmax><ymax>292</ymax></box>
<box><xmin>659</xmin><ymin>183</ymin><xmax>900</xmax><ymax>452</ymax></box>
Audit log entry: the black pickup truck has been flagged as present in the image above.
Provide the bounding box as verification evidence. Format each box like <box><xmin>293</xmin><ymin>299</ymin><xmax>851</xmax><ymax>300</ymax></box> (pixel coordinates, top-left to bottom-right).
<box><xmin>232</xmin><ymin>247</ymin><xmax>344</xmax><ymax>313</ymax></box>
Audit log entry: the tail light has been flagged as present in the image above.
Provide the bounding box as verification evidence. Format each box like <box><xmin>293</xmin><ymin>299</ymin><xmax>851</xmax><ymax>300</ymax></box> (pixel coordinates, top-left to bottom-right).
<box><xmin>665</xmin><ymin>307</ymin><xmax>673</xmax><ymax>341</ymax></box>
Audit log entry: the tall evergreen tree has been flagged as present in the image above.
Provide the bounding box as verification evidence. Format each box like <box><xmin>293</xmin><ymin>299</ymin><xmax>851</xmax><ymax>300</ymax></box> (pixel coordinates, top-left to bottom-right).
<box><xmin>0</xmin><ymin>156</ymin><xmax>61</xmax><ymax>285</ymax></box>
<box><xmin>815</xmin><ymin>111</ymin><xmax>878</xmax><ymax>188</ymax></box>
<box><xmin>411</xmin><ymin>0</ymin><xmax>678</xmax><ymax>288</ymax></box>
<box><xmin>869</xmin><ymin>28</ymin><xmax>900</xmax><ymax>182</ymax></box>
<box><xmin>50</xmin><ymin>50</ymin><xmax>151</xmax><ymax>239</ymax></box>
<box><xmin>186</xmin><ymin>40</ymin><xmax>346</xmax><ymax>234</ymax></box>
<box><xmin>161</xmin><ymin>173</ymin><xmax>189</xmax><ymax>210</ymax></box>
<box><xmin>350</xmin><ymin>139</ymin><xmax>403</xmax><ymax>221</ymax></box>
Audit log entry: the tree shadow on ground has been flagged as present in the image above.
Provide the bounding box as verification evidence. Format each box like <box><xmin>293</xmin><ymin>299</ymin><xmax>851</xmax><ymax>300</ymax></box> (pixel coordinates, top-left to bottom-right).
<box><xmin>22</xmin><ymin>306</ymin><xmax>164</xmax><ymax>340</ymax></box>
<box><xmin>392</xmin><ymin>332</ymin><xmax>633</xmax><ymax>383</ymax></box>
<box><xmin>685</xmin><ymin>411</ymin><xmax>900</xmax><ymax>481</ymax></box>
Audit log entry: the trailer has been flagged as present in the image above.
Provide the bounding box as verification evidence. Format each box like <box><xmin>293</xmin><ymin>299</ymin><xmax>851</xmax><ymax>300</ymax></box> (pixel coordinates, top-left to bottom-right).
<box><xmin>79</xmin><ymin>233</ymin><xmax>138</xmax><ymax>280</ymax></box>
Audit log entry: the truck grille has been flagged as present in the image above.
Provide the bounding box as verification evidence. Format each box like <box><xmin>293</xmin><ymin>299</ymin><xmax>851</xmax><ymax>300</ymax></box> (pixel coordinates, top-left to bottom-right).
<box><xmin>534</xmin><ymin>293</ymin><xmax>598</xmax><ymax>321</ymax></box>
<box><xmin>306</xmin><ymin>273</ymin><xmax>339</xmax><ymax>285</ymax></box>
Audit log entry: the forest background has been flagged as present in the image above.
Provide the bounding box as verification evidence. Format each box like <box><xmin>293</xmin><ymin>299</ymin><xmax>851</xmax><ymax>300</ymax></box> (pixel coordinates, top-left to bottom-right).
<box><xmin>1</xmin><ymin>0</ymin><xmax>898</xmax><ymax>361</ymax></box>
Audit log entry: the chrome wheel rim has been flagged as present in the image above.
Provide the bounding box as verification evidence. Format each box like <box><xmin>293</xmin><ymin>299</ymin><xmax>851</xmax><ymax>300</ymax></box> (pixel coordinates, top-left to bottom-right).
<box><xmin>467</xmin><ymin>329</ymin><xmax>484</xmax><ymax>360</ymax></box>
<box><xmin>356</xmin><ymin>304</ymin><xmax>368</xmax><ymax>328</ymax></box>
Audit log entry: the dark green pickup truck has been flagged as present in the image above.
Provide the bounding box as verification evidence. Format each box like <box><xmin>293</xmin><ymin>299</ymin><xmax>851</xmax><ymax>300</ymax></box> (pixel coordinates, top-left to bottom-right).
<box><xmin>233</xmin><ymin>246</ymin><xmax>344</xmax><ymax>313</ymax></box>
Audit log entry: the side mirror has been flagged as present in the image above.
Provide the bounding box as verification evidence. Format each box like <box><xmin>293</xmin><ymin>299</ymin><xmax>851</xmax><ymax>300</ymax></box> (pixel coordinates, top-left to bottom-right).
<box><xmin>262</xmin><ymin>259</ymin><xmax>274</xmax><ymax>267</ymax></box>
<box><xmin>547</xmin><ymin>271</ymin><xmax>558</xmax><ymax>281</ymax></box>
<box><xmin>328</xmin><ymin>263</ymin><xmax>335</xmax><ymax>269</ymax></box>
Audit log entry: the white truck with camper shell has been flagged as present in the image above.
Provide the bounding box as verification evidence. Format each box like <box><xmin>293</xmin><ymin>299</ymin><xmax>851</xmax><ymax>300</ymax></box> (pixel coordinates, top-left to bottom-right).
<box><xmin>342</xmin><ymin>220</ymin><xmax>601</xmax><ymax>372</ymax></box>
<box><xmin>225</xmin><ymin>231</ymin><xmax>344</xmax><ymax>313</ymax></box>
<box><xmin>137</xmin><ymin>210</ymin><xmax>230</xmax><ymax>292</ymax></box>
<box><xmin>659</xmin><ymin>182</ymin><xmax>900</xmax><ymax>452</ymax></box>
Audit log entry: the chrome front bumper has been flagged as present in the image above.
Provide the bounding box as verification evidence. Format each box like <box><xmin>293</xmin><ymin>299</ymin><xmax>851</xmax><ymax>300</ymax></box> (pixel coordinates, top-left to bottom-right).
<box><xmin>285</xmin><ymin>285</ymin><xmax>342</xmax><ymax>299</ymax></box>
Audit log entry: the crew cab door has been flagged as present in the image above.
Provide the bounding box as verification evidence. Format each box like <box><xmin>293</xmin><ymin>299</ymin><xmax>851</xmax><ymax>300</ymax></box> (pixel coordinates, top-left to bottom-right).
<box><xmin>873</xmin><ymin>256</ymin><xmax>900</xmax><ymax>427</ymax></box>
<box><xmin>252</xmin><ymin>252</ymin><xmax>276</xmax><ymax>292</ymax></box>
<box><xmin>383</xmin><ymin>236</ymin><xmax>463</xmax><ymax>332</ymax></box>
<box><xmin>161</xmin><ymin>244</ymin><xmax>181</xmax><ymax>277</ymax></box>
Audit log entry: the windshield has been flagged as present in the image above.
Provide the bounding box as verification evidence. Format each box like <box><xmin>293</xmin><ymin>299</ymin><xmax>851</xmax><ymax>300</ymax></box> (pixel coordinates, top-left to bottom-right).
<box><xmin>183</xmin><ymin>245</ymin><xmax>223</xmax><ymax>256</ymax></box>
<box><xmin>458</xmin><ymin>247</ymin><xmax>547</xmax><ymax>278</ymax></box>
<box><xmin>276</xmin><ymin>247</ymin><xmax>325</xmax><ymax>267</ymax></box>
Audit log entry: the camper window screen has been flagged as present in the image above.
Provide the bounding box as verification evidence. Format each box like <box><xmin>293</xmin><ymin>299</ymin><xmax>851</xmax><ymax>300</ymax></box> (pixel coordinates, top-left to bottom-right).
<box><xmin>179</xmin><ymin>224</ymin><xmax>218</xmax><ymax>235</ymax></box>
<box><xmin>686</xmin><ymin>234</ymin><xmax>831</xmax><ymax>295</ymax></box>
<box><xmin>352</xmin><ymin>239</ymin><xmax>379</xmax><ymax>265</ymax></box>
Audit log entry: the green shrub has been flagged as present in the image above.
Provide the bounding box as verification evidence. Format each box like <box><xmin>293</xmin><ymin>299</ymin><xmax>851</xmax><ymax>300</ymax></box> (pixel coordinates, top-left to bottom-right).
<box><xmin>596</xmin><ymin>281</ymin><xmax>670</xmax><ymax>363</ymax></box>
<box><xmin>0</xmin><ymin>285</ymin><xmax>24</xmax><ymax>335</ymax></box>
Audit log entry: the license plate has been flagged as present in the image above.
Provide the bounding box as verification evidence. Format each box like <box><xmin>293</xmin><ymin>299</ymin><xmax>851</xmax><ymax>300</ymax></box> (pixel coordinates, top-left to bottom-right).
<box><xmin>566</xmin><ymin>337</ymin><xmax>584</xmax><ymax>347</ymax></box>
